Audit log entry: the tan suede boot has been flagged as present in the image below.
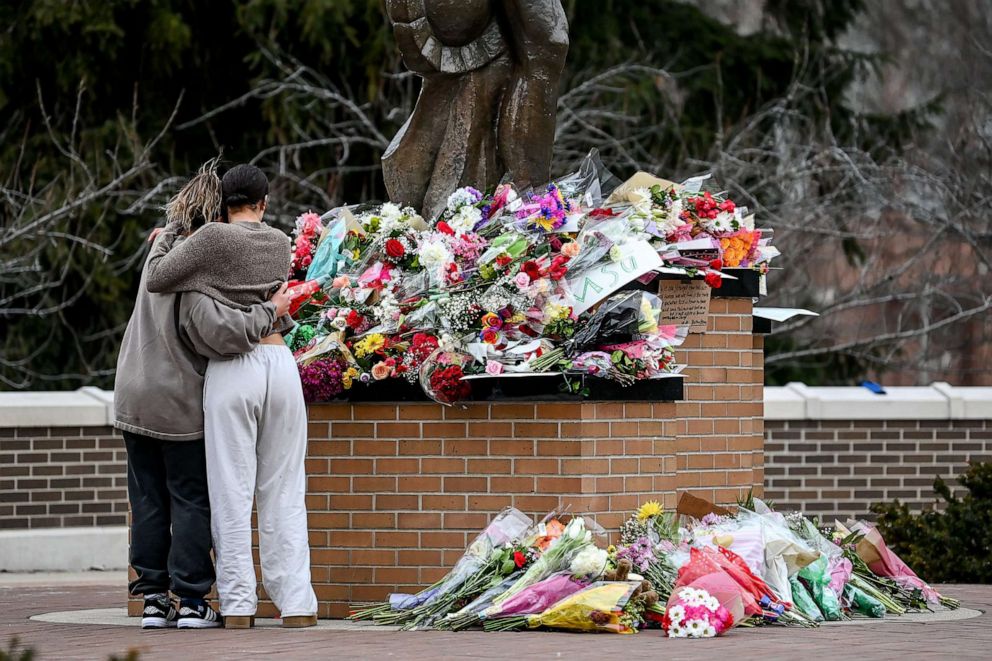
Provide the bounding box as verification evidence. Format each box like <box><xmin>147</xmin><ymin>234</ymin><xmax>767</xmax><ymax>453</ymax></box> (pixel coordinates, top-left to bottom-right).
<box><xmin>224</xmin><ymin>615</ymin><xmax>255</xmax><ymax>629</ymax></box>
<box><xmin>282</xmin><ymin>615</ymin><xmax>317</xmax><ymax>628</ymax></box>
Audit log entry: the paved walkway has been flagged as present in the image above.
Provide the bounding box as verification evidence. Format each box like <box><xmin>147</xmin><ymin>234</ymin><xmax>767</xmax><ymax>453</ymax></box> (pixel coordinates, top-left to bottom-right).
<box><xmin>1</xmin><ymin>574</ymin><xmax>988</xmax><ymax>660</ymax></box>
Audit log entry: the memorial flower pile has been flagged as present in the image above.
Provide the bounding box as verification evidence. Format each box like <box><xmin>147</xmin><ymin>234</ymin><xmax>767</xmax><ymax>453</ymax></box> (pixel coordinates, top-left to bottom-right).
<box><xmin>285</xmin><ymin>153</ymin><xmax>780</xmax><ymax>403</ymax></box>
<box><xmin>348</xmin><ymin>500</ymin><xmax>957</xmax><ymax>638</ymax></box>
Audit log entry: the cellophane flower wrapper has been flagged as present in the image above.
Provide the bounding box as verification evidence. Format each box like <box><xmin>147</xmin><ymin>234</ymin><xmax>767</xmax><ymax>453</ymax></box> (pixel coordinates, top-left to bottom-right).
<box><xmin>525</xmin><ymin>581</ymin><xmax>639</xmax><ymax>634</ymax></box>
<box><xmin>848</xmin><ymin>520</ymin><xmax>943</xmax><ymax>605</ymax></box>
<box><xmin>675</xmin><ymin>547</ymin><xmax>761</xmax><ymax>618</ymax></box>
<box><xmin>828</xmin><ymin>557</ymin><xmax>853</xmax><ymax>600</ymax></box>
<box><xmin>419</xmin><ymin>348</ymin><xmax>473</xmax><ymax>405</ymax></box>
<box><xmin>486</xmin><ymin>573</ymin><xmax>587</xmax><ymax>619</ymax></box>
<box><xmin>691</xmin><ymin>518</ymin><xmax>767</xmax><ymax>577</ymax></box>
<box><xmin>568</xmin><ymin>290</ymin><xmax>663</xmax><ymax>349</ymax></box>
<box><xmin>491</xmin><ymin>517</ymin><xmax>594</xmax><ymax>608</ymax></box>
<box><xmin>663</xmin><ymin>580</ymin><xmax>742</xmax><ymax>637</ymax></box>
<box><xmin>305</xmin><ymin>213</ymin><xmax>348</xmax><ymax>281</ymax></box>
<box><xmin>797</xmin><ymin>555</ymin><xmax>843</xmax><ymax>620</ymax></box>
<box><xmin>788</xmin><ymin>576</ymin><xmax>824</xmax><ymax>622</ymax></box>
<box><xmin>448</xmin><ymin>572</ymin><xmax>522</xmax><ymax>620</ymax></box>
<box><xmin>555</xmin><ymin>148</ymin><xmax>618</xmax><ymax>208</ymax></box>
<box><xmin>844</xmin><ymin>584</ymin><xmax>886</xmax><ymax>618</ymax></box>
<box><xmin>736</xmin><ymin>506</ymin><xmax>819</xmax><ymax>605</ymax></box>
<box><xmin>389</xmin><ymin>507</ymin><xmax>532</xmax><ymax>610</ymax></box>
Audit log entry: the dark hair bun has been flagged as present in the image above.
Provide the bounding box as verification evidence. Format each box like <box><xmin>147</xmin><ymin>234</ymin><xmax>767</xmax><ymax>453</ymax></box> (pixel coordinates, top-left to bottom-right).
<box><xmin>222</xmin><ymin>164</ymin><xmax>269</xmax><ymax>209</ymax></box>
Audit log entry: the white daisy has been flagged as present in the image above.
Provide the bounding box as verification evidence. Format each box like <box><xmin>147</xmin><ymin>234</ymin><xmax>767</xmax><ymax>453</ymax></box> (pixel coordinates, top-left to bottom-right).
<box><xmin>666</xmin><ymin>604</ymin><xmax>685</xmax><ymax>626</ymax></box>
<box><xmin>704</xmin><ymin>596</ymin><xmax>720</xmax><ymax>611</ymax></box>
<box><xmin>667</xmin><ymin>623</ymin><xmax>687</xmax><ymax>638</ymax></box>
<box><xmin>702</xmin><ymin>624</ymin><xmax>717</xmax><ymax>637</ymax></box>
<box><xmin>701</xmin><ymin>210</ymin><xmax>736</xmax><ymax>234</ymax></box>
<box><xmin>685</xmin><ymin>618</ymin><xmax>707</xmax><ymax>637</ymax></box>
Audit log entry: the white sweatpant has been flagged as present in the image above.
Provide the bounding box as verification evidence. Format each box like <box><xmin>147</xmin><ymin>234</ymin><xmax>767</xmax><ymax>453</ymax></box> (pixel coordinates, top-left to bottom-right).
<box><xmin>203</xmin><ymin>344</ymin><xmax>317</xmax><ymax>618</ymax></box>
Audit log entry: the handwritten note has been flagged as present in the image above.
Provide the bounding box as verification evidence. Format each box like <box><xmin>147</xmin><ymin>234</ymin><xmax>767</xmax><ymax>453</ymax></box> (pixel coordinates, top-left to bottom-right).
<box><xmin>658</xmin><ymin>280</ymin><xmax>711</xmax><ymax>332</ymax></box>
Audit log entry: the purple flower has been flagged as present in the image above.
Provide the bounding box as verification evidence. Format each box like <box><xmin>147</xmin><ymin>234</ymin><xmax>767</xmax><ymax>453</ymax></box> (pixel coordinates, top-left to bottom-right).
<box><xmin>616</xmin><ymin>536</ymin><xmax>655</xmax><ymax>572</ymax></box>
<box><xmin>298</xmin><ymin>357</ymin><xmax>345</xmax><ymax>402</ymax></box>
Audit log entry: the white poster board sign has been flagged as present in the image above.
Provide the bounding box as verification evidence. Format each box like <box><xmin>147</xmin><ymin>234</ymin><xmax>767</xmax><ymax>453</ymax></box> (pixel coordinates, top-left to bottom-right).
<box><xmin>565</xmin><ymin>241</ymin><xmax>663</xmax><ymax>314</ymax></box>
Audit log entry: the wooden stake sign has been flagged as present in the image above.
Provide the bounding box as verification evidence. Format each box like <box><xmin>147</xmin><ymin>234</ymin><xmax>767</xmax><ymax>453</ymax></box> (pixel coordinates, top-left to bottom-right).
<box><xmin>659</xmin><ymin>280</ymin><xmax>712</xmax><ymax>332</ymax></box>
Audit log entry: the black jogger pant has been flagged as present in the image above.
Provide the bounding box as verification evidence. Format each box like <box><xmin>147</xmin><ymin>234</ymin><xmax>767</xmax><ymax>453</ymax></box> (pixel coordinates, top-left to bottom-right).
<box><xmin>124</xmin><ymin>430</ymin><xmax>215</xmax><ymax>598</ymax></box>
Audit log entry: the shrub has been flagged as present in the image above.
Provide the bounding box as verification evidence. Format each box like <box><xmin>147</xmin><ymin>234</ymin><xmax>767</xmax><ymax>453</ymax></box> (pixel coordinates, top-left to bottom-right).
<box><xmin>871</xmin><ymin>462</ymin><xmax>992</xmax><ymax>583</ymax></box>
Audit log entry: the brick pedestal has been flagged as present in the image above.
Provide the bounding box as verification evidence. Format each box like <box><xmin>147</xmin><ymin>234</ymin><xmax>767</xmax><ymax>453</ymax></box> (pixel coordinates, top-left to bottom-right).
<box><xmin>285</xmin><ymin>297</ymin><xmax>762</xmax><ymax>617</ymax></box>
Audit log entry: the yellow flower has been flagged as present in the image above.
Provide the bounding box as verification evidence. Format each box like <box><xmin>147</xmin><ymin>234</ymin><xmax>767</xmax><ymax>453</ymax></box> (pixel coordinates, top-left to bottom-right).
<box><xmin>636</xmin><ymin>500</ymin><xmax>662</xmax><ymax>521</ymax></box>
<box><xmin>354</xmin><ymin>333</ymin><xmax>385</xmax><ymax>358</ymax></box>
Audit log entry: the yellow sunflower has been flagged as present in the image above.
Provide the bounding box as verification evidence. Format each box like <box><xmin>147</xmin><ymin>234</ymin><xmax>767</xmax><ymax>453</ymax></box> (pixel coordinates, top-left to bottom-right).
<box><xmin>636</xmin><ymin>500</ymin><xmax>663</xmax><ymax>521</ymax></box>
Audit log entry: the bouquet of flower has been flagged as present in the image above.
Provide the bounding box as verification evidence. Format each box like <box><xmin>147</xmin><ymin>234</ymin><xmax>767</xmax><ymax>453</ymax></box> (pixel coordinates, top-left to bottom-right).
<box><xmin>349</xmin><ymin>507</ymin><xmax>533</xmax><ymax>626</ymax></box>
<box><xmin>661</xmin><ymin>586</ymin><xmax>736</xmax><ymax>638</ymax></box>
<box><xmin>490</xmin><ymin>516</ymin><xmax>595</xmax><ymax>608</ymax></box>
<box><xmin>290</xmin><ymin>211</ymin><xmax>324</xmax><ymax>279</ymax></box>
<box><xmin>517</xmin><ymin>581</ymin><xmax>641</xmax><ymax>634</ymax></box>
<box><xmin>480</xmin><ymin>573</ymin><xmax>589</xmax><ymax>631</ymax></box>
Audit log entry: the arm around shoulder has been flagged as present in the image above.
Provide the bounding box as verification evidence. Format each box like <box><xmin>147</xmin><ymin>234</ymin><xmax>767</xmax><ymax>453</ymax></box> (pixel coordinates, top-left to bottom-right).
<box><xmin>180</xmin><ymin>292</ymin><xmax>277</xmax><ymax>360</ymax></box>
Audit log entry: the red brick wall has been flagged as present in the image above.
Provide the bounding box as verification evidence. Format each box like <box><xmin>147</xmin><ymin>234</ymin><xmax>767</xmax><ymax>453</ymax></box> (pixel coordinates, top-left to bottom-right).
<box><xmin>764</xmin><ymin>418</ymin><xmax>992</xmax><ymax>521</ymax></box>
<box><xmin>0</xmin><ymin>426</ymin><xmax>127</xmax><ymax>529</ymax></box>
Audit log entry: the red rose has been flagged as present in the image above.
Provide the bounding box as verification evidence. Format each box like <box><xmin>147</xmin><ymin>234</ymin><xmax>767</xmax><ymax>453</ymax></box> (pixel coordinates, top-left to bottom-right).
<box><xmin>436</xmin><ymin>221</ymin><xmax>455</xmax><ymax>236</ymax></box>
<box><xmin>346</xmin><ymin>309</ymin><xmax>364</xmax><ymax>329</ymax></box>
<box><xmin>385</xmin><ymin>238</ymin><xmax>405</xmax><ymax>259</ymax></box>
<box><xmin>513</xmin><ymin>551</ymin><xmax>526</xmax><ymax>568</ymax></box>
<box><xmin>709</xmin><ymin>258</ymin><xmax>723</xmax><ymax>271</ymax></box>
<box><xmin>704</xmin><ymin>271</ymin><xmax>723</xmax><ymax>288</ymax></box>
<box><xmin>495</xmin><ymin>254</ymin><xmax>512</xmax><ymax>268</ymax></box>
<box><xmin>521</xmin><ymin>260</ymin><xmax>541</xmax><ymax>281</ymax></box>
<box><xmin>589</xmin><ymin>208</ymin><xmax>616</xmax><ymax>218</ymax></box>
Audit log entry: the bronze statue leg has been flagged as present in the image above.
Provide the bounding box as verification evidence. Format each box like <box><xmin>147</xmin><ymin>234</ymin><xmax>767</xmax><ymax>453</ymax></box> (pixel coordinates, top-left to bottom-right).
<box><xmin>382</xmin><ymin>77</ymin><xmax>458</xmax><ymax>212</ymax></box>
<box><xmin>423</xmin><ymin>57</ymin><xmax>511</xmax><ymax>219</ymax></box>
<box><xmin>497</xmin><ymin>0</ymin><xmax>569</xmax><ymax>189</ymax></box>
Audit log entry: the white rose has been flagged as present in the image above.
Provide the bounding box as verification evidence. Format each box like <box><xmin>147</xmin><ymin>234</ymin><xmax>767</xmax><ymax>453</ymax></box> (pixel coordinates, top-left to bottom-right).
<box><xmin>380</xmin><ymin>202</ymin><xmax>401</xmax><ymax>220</ymax></box>
<box><xmin>569</xmin><ymin>546</ymin><xmax>608</xmax><ymax>578</ymax></box>
<box><xmin>449</xmin><ymin>205</ymin><xmax>482</xmax><ymax>235</ymax></box>
<box><xmin>419</xmin><ymin>240</ymin><xmax>451</xmax><ymax>270</ymax></box>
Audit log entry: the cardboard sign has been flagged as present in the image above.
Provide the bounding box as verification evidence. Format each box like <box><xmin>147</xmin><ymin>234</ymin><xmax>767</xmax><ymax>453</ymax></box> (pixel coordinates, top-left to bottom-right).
<box><xmin>606</xmin><ymin>172</ymin><xmax>677</xmax><ymax>205</ymax></box>
<box><xmin>658</xmin><ymin>280</ymin><xmax>711</xmax><ymax>332</ymax></box>
<box><xmin>676</xmin><ymin>492</ymin><xmax>732</xmax><ymax>520</ymax></box>
<box><xmin>565</xmin><ymin>241</ymin><xmax>663</xmax><ymax>314</ymax></box>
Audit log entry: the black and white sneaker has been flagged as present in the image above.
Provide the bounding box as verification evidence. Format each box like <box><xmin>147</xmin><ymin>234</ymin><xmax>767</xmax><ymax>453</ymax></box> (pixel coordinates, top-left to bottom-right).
<box><xmin>141</xmin><ymin>594</ymin><xmax>178</xmax><ymax>629</ymax></box>
<box><xmin>176</xmin><ymin>598</ymin><xmax>222</xmax><ymax>629</ymax></box>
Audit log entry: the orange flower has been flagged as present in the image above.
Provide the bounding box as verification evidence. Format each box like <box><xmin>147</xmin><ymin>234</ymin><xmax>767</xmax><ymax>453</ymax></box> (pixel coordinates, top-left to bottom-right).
<box><xmin>719</xmin><ymin>230</ymin><xmax>759</xmax><ymax>267</ymax></box>
<box><xmin>535</xmin><ymin>518</ymin><xmax>566</xmax><ymax>551</ymax></box>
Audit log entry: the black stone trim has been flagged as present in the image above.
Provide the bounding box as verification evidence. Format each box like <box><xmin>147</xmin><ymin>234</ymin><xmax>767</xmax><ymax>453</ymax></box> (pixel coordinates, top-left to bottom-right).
<box><xmin>326</xmin><ymin>374</ymin><xmax>684</xmax><ymax>403</ymax></box>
